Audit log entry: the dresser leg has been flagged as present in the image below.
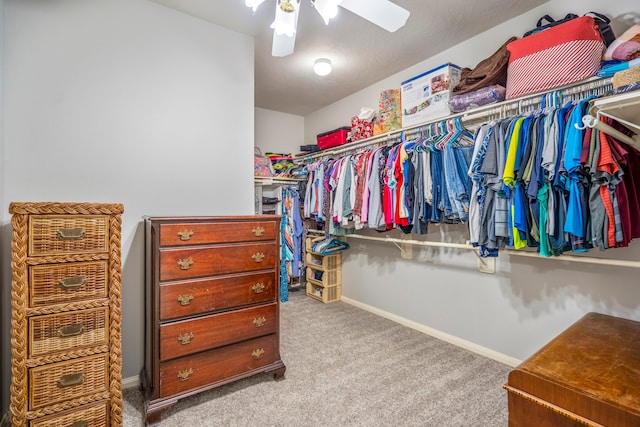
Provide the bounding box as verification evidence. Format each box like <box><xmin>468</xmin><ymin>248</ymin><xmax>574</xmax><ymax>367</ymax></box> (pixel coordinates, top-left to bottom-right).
<box><xmin>269</xmin><ymin>365</ymin><xmax>286</xmax><ymax>381</ymax></box>
<box><xmin>145</xmin><ymin>399</ymin><xmax>177</xmax><ymax>426</ymax></box>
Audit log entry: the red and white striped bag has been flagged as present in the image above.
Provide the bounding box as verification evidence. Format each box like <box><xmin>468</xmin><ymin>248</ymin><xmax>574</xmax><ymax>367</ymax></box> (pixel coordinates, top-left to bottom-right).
<box><xmin>505</xmin><ymin>16</ymin><xmax>605</xmax><ymax>99</ymax></box>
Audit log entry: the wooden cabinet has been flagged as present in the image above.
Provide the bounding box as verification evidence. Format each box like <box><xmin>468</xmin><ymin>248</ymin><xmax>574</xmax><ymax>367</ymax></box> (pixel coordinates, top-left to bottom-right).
<box><xmin>8</xmin><ymin>202</ymin><xmax>124</xmax><ymax>427</ymax></box>
<box><xmin>504</xmin><ymin>312</ymin><xmax>640</xmax><ymax>426</ymax></box>
<box><xmin>141</xmin><ymin>216</ymin><xmax>286</xmax><ymax>426</ymax></box>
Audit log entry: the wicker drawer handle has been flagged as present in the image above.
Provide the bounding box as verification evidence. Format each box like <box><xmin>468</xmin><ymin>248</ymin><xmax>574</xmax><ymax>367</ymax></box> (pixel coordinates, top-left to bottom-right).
<box><xmin>177</xmin><ymin>332</ymin><xmax>194</xmax><ymax>345</ymax></box>
<box><xmin>59</xmin><ymin>276</ymin><xmax>88</xmax><ymax>290</ymax></box>
<box><xmin>57</xmin><ymin>324</ymin><xmax>85</xmax><ymax>338</ymax></box>
<box><xmin>177</xmin><ymin>294</ymin><xmax>194</xmax><ymax>306</ymax></box>
<box><xmin>67</xmin><ymin>422</ymin><xmax>88</xmax><ymax>427</ymax></box>
<box><xmin>252</xmin><ymin>252</ymin><xmax>265</xmax><ymax>263</ymax></box>
<box><xmin>252</xmin><ymin>226</ymin><xmax>265</xmax><ymax>237</ymax></box>
<box><xmin>57</xmin><ymin>372</ymin><xmax>85</xmax><ymax>388</ymax></box>
<box><xmin>177</xmin><ymin>258</ymin><xmax>194</xmax><ymax>270</ymax></box>
<box><xmin>252</xmin><ymin>348</ymin><xmax>265</xmax><ymax>360</ymax></box>
<box><xmin>177</xmin><ymin>368</ymin><xmax>193</xmax><ymax>381</ymax></box>
<box><xmin>252</xmin><ymin>282</ymin><xmax>265</xmax><ymax>294</ymax></box>
<box><xmin>57</xmin><ymin>228</ymin><xmax>86</xmax><ymax>241</ymax></box>
<box><xmin>253</xmin><ymin>316</ymin><xmax>266</xmax><ymax>328</ymax></box>
<box><xmin>177</xmin><ymin>229</ymin><xmax>194</xmax><ymax>241</ymax></box>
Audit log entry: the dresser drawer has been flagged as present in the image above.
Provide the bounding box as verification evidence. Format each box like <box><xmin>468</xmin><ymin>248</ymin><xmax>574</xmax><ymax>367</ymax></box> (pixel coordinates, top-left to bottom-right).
<box><xmin>160</xmin><ymin>272</ymin><xmax>277</xmax><ymax>320</ymax></box>
<box><xmin>29</xmin><ymin>261</ymin><xmax>108</xmax><ymax>307</ymax></box>
<box><xmin>159</xmin><ymin>220</ymin><xmax>278</xmax><ymax>247</ymax></box>
<box><xmin>29</xmin><ymin>215</ymin><xmax>110</xmax><ymax>257</ymax></box>
<box><xmin>159</xmin><ymin>334</ymin><xmax>278</xmax><ymax>398</ymax></box>
<box><xmin>159</xmin><ymin>243</ymin><xmax>278</xmax><ymax>281</ymax></box>
<box><xmin>30</xmin><ymin>400</ymin><xmax>109</xmax><ymax>427</ymax></box>
<box><xmin>29</xmin><ymin>307</ymin><xmax>109</xmax><ymax>357</ymax></box>
<box><xmin>160</xmin><ymin>303</ymin><xmax>277</xmax><ymax>360</ymax></box>
<box><xmin>29</xmin><ymin>354</ymin><xmax>109</xmax><ymax>410</ymax></box>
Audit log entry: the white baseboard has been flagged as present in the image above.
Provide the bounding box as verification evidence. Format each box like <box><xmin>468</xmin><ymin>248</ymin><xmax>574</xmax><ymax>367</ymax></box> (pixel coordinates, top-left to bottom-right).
<box><xmin>122</xmin><ymin>375</ymin><xmax>140</xmax><ymax>390</ymax></box>
<box><xmin>340</xmin><ymin>296</ymin><xmax>522</xmax><ymax>368</ymax></box>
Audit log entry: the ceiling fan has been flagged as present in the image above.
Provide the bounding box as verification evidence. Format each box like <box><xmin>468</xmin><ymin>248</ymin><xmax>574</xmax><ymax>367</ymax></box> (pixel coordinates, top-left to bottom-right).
<box><xmin>245</xmin><ymin>0</ymin><xmax>411</xmax><ymax>57</ymax></box>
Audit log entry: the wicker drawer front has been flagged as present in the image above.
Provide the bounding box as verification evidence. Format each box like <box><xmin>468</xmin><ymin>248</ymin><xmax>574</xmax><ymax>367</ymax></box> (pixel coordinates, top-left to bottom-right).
<box><xmin>29</xmin><ymin>307</ymin><xmax>108</xmax><ymax>357</ymax></box>
<box><xmin>29</xmin><ymin>261</ymin><xmax>108</xmax><ymax>307</ymax></box>
<box><xmin>159</xmin><ymin>243</ymin><xmax>277</xmax><ymax>281</ymax></box>
<box><xmin>159</xmin><ymin>221</ymin><xmax>278</xmax><ymax>247</ymax></box>
<box><xmin>159</xmin><ymin>271</ymin><xmax>277</xmax><ymax>320</ymax></box>
<box><xmin>159</xmin><ymin>334</ymin><xmax>278</xmax><ymax>397</ymax></box>
<box><xmin>30</xmin><ymin>400</ymin><xmax>109</xmax><ymax>427</ymax></box>
<box><xmin>29</xmin><ymin>215</ymin><xmax>109</xmax><ymax>256</ymax></box>
<box><xmin>160</xmin><ymin>303</ymin><xmax>277</xmax><ymax>361</ymax></box>
<box><xmin>29</xmin><ymin>354</ymin><xmax>108</xmax><ymax>410</ymax></box>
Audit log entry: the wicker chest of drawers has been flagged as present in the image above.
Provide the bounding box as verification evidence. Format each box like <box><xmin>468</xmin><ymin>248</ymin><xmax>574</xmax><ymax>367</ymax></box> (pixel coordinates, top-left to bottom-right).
<box><xmin>9</xmin><ymin>202</ymin><xmax>124</xmax><ymax>427</ymax></box>
<box><xmin>141</xmin><ymin>216</ymin><xmax>286</xmax><ymax>425</ymax></box>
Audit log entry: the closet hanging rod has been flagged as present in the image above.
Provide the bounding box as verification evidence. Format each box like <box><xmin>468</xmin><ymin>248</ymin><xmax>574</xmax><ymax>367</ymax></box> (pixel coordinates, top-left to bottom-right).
<box><xmin>578</xmin><ymin>114</ymin><xmax>640</xmax><ymax>152</ymax></box>
<box><xmin>503</xmin><ymin>249</ymin><xmax>640</xmax><ymax>269</ymax></box>
<box><xmin>345</xmin><ymin>234</ymin><xmax>475</xmax><ymax>250</ymax></box>
<box><xmin>255</xmin><ymin>176</ymin><xmax>304</xmax><ymax>185</ymax></box>
<box><xmin>296</xmin><ymin>76</ymin><xmax>612</xmax><ymax>163</ymax></box>
<box><xmin>345</xmin><ymin>233</ymin><xmax>640</xmax><ymax>269</ymax></box>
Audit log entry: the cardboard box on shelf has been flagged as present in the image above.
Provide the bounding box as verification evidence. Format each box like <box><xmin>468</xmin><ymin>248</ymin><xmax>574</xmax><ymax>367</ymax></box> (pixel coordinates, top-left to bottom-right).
<box><xmin>401</xmin><ymin>63</ymin><xmax>461</xmax><ymax>128</ymax></box>
<box><xmin>374</xmin><ymin>88</ymin><xmax>402</xmax><ymax>135</ymax></box>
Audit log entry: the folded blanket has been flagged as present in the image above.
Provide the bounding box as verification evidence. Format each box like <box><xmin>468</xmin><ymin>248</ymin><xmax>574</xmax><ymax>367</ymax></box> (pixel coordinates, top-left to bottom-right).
<box><xmin>604</xmin><ymin>23</ymin><xmax>640</xmax><ymax>61</ymax></box>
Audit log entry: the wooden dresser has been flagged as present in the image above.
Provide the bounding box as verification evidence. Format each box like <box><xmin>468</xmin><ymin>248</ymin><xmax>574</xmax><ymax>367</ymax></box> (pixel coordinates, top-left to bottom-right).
<box><xmin>504</xmin><ymin>312</ymin><xmax>640</xmax><ymax>426</ymax></box>
<box><xmin>141</xmin><ymin>216</ymin><xmax>286</xmax><ymax>425</ymax></box>
<box><xmin>8</xmin><ymin>202</ymin><xmax>124</xmax><ymax>427</ymax></box>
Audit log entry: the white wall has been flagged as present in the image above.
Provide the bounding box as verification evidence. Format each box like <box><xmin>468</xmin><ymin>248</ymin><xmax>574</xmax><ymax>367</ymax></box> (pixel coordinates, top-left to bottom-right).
<box><xmin>1</xmin><ymin>0</ymin><xmax>255</xmax><ymax>412</ymax></box>
<box><xmin>0</xmin><ymin>0</ymin><xmax>6</xmax><ymax>415</ymax></box>
<box><xmin>255</xmin><ymin>107</ymin><xmax>304</xmax><ymax>155</ymax></box>
<box><xmin>306</xmin><ymin>0</ymin><xmax>640</xmax><ymax>363</ymax></box>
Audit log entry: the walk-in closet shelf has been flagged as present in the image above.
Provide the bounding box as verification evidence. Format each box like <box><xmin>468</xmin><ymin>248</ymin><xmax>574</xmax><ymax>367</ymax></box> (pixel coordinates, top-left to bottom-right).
<box><xmin>296</xmin><ymin>77</ymin><xmax>614</xmax><ymax>163</ymax></box>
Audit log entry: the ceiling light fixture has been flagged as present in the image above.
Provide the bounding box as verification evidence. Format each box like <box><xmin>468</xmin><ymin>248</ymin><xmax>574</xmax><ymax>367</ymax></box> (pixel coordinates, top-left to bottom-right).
<box><xmin>244</xmin><ymin>0</ymin><xmax>410</xmax><ymax>57</ymax></box>
<box><xmin>313</xmin><ymin>58</ymin><xmax>332</xmax><ymax>76</ymax></box>
<box><xmin>270</xmin><ymin>0</ymin><xmax>298</xmax><ymax>37</ymax></box>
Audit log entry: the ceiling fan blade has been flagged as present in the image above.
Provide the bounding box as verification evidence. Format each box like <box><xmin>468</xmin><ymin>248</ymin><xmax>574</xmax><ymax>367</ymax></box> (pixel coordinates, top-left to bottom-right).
<box><xmin>272</xmin><ymin>32</ymin><xmax>297</xmax><ymax>57</ymax></box>
<box><xmin>339</xmin><ymin>0</ymin><xmax>410</xmax><ymax>32</ymax></box>
<box><xmin>271</xmin><ymin>1</ymin><xmax>301</xmax><ymax>57</ymax></box>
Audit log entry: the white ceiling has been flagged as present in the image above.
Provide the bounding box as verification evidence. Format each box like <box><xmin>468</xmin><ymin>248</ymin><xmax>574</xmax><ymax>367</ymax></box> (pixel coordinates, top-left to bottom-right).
<box><xmin>150</xmin><ymin>0</ymin><xmax>549</xmax><ymax>116</ymax></box>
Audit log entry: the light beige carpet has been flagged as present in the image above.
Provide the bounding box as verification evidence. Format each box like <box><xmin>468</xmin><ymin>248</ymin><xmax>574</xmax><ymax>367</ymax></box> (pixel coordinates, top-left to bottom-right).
<box><xmin>123</xmin><ymin>290</ymin><xmax>511</xmax><ymax>426</ymax></box>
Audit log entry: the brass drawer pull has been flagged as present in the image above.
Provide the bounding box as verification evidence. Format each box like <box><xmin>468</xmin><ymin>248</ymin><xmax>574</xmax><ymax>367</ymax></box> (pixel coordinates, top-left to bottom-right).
<box><xmin>252</xmin><ymin>226</ymin><xmax>265</xmax><ymax>237</ymax></box>
<box><xmin>177</xmin><ymin>294</ymin><xmax>194</xmax><ymax>306</ymax></box>
<box><xmin>57</xmin><ymin>228</ymin><xmax>86</xmax><ymax>241</ymax></box>
<box><xmin>177</xmin><ymin>332</ymin><xmax>194</xmax><ymax>345</ymax></box>
<box><xmin>177</xmin><ymin>258</ymin><xmax>194</xmax><ymax>270</ymax></box>
<box><xmin>252</xmin><ymin>252</ymin><xmax>265</xmax><ymax>263</ymax></box>
<box><xmin>177</xmin><ymin>368</ymin><xmax>193</xmax><ymax>381</ymax></box>
<box><xmin>177</xmin><ymin>229</ymin><xmax>194</xmax><ymax>241</ymax></box>
<box><xmin>252</xmin><ymin>348</ymin><xmax>265</xmax><ymax>360</ymax></box>
<box><xmin>57</xmin><ymin>324</ymin><xmax>85</xmax><ymax>338</ymax></box>
<box><xmin>252</xmin><ymin>282</ymin><xmax>265</xmax><ymax>294</ymax></box>
<box><xmin>59</xmin><ymin>276</ymin><xmax>88</xmax><ymax>289</ymax></box>
<box><xmin>57</xmin><ymin>372</ymin><xmax>85</xmax><ymax>388</ymax></box>
<box><xmin>253</xmin><ymin>317</ymin><xmax>266</xmax><ymax>328</ymax></box>
<box><xmin>68</xmin><ymin>422</ymin><xmax>88</xmax><ymax>427</ymax></box>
